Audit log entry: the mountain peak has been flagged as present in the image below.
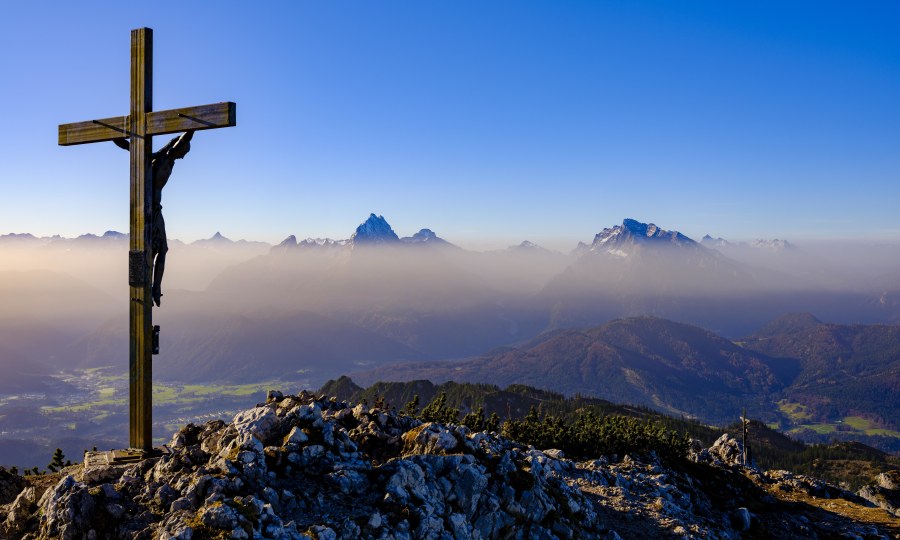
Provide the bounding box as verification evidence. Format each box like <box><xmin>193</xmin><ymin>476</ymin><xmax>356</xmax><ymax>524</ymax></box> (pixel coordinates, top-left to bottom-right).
<box><xmin>589</xmin><ymin>219</ymin><xmax>696</xmax><ymax>255</ymax></box>
<box><xmin>511</xmin><ymin>240</ymin><xmax>552</xmax><ymax>253</ymax></box>
<box><xmin>400</xmin><ymin>228</ymin><xmax>453</xmax><ymax>247</ymax></box>
<box><xmin>298</xmin><ymin>237</ymin><xmax>347</xmax><ymax>248</ymax></box>
<box><xmin>754</xmin><ymin>312</ymin><xmax>823</xmax><ymax>336</ymax></box>
<box><xmin>0</xmin><ymin>233</ymin><xmax>38</xmax><ymax>242</ymax></box>
<box><xmin>276</xmin><ymin>235</ymin><xmax>297</xmax><ymax>248</ymax></box>
<box><xmin>413</xmin><ymin>228</ymin><xmax>437</xmax><ymax>241</ymax></box>
<box><xmin>701</xmin><ymin>235</ymin><xmax>730</xmax><ymax>248</ymax></box>
<box><xmin>191</xmin><ymin>231</ymin><xmax>234</xmax><ymax>246</ymax></box>
<box><xmin>750</xmin><ymin>238</ymin><xmax>795</xmax><ymax>251</ymax></box>
<box><xmin>351</xmin><ymin>214</ymin><xmax>400</xmax><ymax>245</ymax></box>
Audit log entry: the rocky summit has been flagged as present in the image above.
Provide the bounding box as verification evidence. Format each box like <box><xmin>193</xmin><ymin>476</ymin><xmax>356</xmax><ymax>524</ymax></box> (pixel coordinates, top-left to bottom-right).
<box><xmin>351</xmin><ymin>214</ymin><xmax>401</xmax><ymax>245</ymax></box>
<box><xmin>1</xmin><ymin>391</ymin><xmax>898</xmax><ymax>539</ymax></box>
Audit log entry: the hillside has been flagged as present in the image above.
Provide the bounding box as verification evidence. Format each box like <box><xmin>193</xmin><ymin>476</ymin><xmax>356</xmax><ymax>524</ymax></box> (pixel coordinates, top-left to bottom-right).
<box><xmin>742</xmin><ymin>313</ymin><xmax>900</xmax><ymax>433</ymax></box>
<box><xmin>354</xmin><ymin>316</ymin><xmax>801</xmax><ymax>424</ymax></box>
<box><xmin>323</xmin><ymin>377</ymin><xmax>900</xmax><ymax>491</ymax></box>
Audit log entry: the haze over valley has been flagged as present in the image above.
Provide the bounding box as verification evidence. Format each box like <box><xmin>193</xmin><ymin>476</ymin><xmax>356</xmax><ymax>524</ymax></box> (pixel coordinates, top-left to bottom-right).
<box><xmin>2</xmin><ymin>214</ymin><xmax>900</xmax><ymax>465</ymax></box>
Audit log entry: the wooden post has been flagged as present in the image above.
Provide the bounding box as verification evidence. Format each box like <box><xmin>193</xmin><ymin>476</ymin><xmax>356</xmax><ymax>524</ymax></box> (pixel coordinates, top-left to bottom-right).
<box><xmin>129</xmin><ymin>28</ymin><xmax>153</xmax><ymax>451</ymax></box>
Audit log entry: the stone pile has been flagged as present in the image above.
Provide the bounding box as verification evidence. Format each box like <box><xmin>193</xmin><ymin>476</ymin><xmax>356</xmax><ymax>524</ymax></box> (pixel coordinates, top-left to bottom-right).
<box><xmin>0</xmin><ymin>390</ymin><xmax>896</xmax><ymax>539</ymax></box>
<box><xmin>1</xmin><ymin>392</ymin><xmax>621</xmax><ymax>539</ymax></box>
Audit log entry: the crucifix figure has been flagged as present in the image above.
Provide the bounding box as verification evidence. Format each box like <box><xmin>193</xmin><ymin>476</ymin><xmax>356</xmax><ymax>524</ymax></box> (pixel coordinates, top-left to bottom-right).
<box><xmin>113</xmin><ymin>130</ymin><xmax>193</xmax><ymax>307</ymax></box>
<box><xmin>58</xmin><ymin>28</ymin><xmax>236</xmax><ymax>451</ymax></box>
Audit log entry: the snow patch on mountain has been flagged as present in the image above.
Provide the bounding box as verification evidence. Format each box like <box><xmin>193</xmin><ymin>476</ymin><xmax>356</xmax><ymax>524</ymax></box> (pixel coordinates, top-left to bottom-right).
<box><xmin>702</xmin><ymin>235</ymin><xmax>796</xmax><ymax>253</ymax></box>
<box><xmin>299</xmin><ymin>238</ymin><xmax>348</xmax><ymax>248</ymax></box>
<box><xmin>588</xmin><ymin>219</ymin><xmax>697</xmax><ymax>257</ymax></box>
<box><xmin>750</xmin><ymin>238</ymin><xmax>795</xmax><ymax>251</ymax></box>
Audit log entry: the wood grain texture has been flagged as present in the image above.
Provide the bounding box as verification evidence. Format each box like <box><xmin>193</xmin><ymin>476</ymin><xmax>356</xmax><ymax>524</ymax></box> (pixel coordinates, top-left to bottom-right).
<box><xmin>146</xmin><ymin>102</ymin><xmax>236</xmax><ymax>135</ymax></box>
<box><xmin>58</xmin><ymin>103</ymin><xmax>236</xmax><ymax>146</ymax></box>
<box><xmin>58</xmin><ymin>115</ymin><xmax>129</xmax><ymax>145</ymax></box>
<box><xmin>129</xmin><ymin>26</ymin><xmax>154</xmax><ymax>452</ymax></box>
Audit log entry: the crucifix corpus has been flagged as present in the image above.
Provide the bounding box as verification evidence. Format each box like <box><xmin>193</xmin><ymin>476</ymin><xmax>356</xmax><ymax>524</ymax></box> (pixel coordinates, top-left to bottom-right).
<box><xmin>59</xmin><ymin>27</ymin><xmax>236</xmax><ymax>452</ymax></box>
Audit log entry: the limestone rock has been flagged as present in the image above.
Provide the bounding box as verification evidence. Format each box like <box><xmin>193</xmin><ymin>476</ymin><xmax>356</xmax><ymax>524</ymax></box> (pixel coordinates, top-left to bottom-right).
<box><xmin>858</xmin><ymin>472</ymin><xmax>900</xmax><ymax>518</ymax></box>
<box><xmin>0</xmin><ymin>389</ymin><xmax>895</xmax><ymax>539</ymax></box>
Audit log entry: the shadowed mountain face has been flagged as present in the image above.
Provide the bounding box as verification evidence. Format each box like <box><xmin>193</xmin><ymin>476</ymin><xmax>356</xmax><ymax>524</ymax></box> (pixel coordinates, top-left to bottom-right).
<box><xmin>741</xmin><ymin>313</ymin><xmax>900</xmax><ymax>430</ymax></box>
<box><xmin>354</xmin><ymin>316</ymin><xmax>801</xmax><ymax>423</ymax></box>
<box><xmin>350</xmin><ymin>214</ymin><xmax>401</xmax><ymax>245</ymax></box>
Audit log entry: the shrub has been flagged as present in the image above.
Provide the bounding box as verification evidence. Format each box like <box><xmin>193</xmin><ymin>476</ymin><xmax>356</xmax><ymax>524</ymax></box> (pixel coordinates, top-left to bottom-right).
<box><xmin>502</xmin><ymin>409</ymin><xmax>691</xmax><ymax>463</ymax></box>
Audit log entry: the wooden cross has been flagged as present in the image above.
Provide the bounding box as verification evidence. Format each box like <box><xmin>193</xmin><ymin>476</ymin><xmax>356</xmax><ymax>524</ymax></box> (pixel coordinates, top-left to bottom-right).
<box><xmin>58</xmin><ymin>28</ymin><xmax>236</xmax><ymax>451</ymax></box>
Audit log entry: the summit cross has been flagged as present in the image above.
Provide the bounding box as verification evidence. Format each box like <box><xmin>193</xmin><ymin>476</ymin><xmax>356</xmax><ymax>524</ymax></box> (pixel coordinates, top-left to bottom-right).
<box><xmin>58</xmin><ymin>27</ymin><xmax>237</xmax><ymax>451</ymax></box>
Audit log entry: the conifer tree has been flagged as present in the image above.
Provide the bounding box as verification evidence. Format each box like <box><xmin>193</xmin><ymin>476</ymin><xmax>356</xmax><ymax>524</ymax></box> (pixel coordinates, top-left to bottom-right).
<box><xmin>461</xmin><ymin>406</ymin><xmax>486</xmax><ymax>431</ymax></box>
<box><xmin>420</xmin><ymin>392</ymin><xmax>459</xmax><ymax>424</ymax></box>
<box><xmin>486</xmin><ymin>412</ymin><xmax>502</xmax><ymax>433</ymax></box>
<box><xmin>403</xmin><ymin>395</ymin><xmax>420</xmax><ymax>417</ymax></box>
<box><xmin>48</xmin><ymin>448</ymin><xmax>66</xmax><ymax>472</ymax></box>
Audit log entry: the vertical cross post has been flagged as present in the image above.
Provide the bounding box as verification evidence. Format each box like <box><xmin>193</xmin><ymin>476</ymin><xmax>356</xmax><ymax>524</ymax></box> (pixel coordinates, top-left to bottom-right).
<box><xmin>129</xmin><ymin>28</ymin><xmax>153</xmax><ymax>451</ymax></box>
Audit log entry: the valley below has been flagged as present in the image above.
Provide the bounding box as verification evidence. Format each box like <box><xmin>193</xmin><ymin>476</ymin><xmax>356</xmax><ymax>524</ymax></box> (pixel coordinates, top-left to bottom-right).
<box><xmin>0</xmin><ymin>367</ymin><xmax>309</xmax><ymax>469</ymax></box>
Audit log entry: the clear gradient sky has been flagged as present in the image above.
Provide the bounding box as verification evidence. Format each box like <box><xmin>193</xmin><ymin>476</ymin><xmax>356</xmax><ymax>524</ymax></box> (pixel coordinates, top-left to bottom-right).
<box><xmin>1</xmin><ymin>1</ymin><xmax>898</xmax><ymax>249</ymax></box>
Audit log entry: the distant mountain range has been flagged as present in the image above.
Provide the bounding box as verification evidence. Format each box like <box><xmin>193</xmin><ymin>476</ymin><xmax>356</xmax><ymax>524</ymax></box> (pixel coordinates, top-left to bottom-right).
<box><xmin>0</xmin><ymin>214</ymin><xmax>802</xmax><ymax>255</ymax></box>
<box><xmin>3</xmin><ymin>215</ymin><xmax>900</xmax><ymax>391</ymax></box>
<box><xmin>0</xmin><ymin>230</ymin><xmax>267</xmax><ymax>248</ymax></box>
<box><xmin>701</xmin><ymin>234</ymin><xmax>796</xmax><ymax>252</ymax></box>
<box><xmin>352</xmin><ymin>313</ymin><xmax>900</xmax><ymax>444</ymax></box>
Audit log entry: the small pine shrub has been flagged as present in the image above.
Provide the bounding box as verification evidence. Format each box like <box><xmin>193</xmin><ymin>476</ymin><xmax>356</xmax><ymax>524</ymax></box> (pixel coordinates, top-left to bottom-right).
<box><xmin>419</xmin><ymin>392</ymin><xmax>459</xmax><ymax>424</ymax></box>
<box><xmin>502</xmin><ymin>409</ymin><xmax>690</xmax><ymax>463</ymax></box>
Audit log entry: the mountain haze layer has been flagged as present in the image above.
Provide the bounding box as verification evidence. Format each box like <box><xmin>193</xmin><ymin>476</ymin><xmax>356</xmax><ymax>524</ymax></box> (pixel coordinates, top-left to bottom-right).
<box><xmin>2</xmin><ymin>215</ymin><xmax>900</xmax><ymax>390</ymax></box>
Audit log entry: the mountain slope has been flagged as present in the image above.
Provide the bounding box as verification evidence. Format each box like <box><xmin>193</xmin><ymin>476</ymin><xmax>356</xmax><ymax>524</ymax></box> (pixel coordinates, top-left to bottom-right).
<box><xmin>322</xmin><ymin>377</ymin><xmax>900</xmax><ymax>491</ymax></box>
<box><xmin>355</xmin><ymin>316</ymin><xmax>800</xmax><ymax>423</ymax></box>
<box><xmin>742</xmin><ymin>313</ymin><xmax>900</xmax><ymax>431</ymax></box>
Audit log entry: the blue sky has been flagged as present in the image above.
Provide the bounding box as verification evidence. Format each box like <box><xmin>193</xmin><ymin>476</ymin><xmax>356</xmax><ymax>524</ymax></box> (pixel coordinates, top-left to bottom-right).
<box><xmin>1</xmin><ymin>1</ymin><xmax>898</xmax><ymax>249</ymax></box>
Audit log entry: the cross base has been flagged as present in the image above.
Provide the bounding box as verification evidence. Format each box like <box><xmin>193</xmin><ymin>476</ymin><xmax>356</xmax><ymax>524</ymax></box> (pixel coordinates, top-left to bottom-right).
<box><xmin>82</xmin><ymin>446</ymin><xmax>171</xmax><ymax>483</ymax></box>
<box><xmin>84</xmin><ymin>446</ymin><xmax>170</xmax><ymax>465</ymax></box>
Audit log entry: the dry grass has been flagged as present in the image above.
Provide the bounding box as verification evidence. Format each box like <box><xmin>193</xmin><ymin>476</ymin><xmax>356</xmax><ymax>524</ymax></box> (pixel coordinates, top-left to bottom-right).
<box><xmin>765</xmin><ymin>482</ymin><xmax>900</xmax><ymax>537</ymax></box>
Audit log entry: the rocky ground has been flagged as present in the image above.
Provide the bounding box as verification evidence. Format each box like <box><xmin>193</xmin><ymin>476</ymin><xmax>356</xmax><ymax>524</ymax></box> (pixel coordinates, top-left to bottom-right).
<box><xmin>1</xmin><ymin>390</ymin><xmax>898</xmax><ymax>539</ymax></box>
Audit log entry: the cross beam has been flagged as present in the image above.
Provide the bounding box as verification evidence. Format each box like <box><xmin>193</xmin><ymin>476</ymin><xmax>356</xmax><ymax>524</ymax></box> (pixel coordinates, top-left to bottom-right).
<box><xmin>58</xmin><ymin>102</ymin><xmax>236</xmax><ymax>146</ymax></box>
<box><xmin>58</xmin><ymin>28</ymin><xmax>236</xmax><ymax>451</ymax></box>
